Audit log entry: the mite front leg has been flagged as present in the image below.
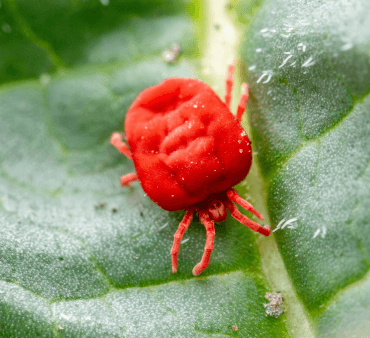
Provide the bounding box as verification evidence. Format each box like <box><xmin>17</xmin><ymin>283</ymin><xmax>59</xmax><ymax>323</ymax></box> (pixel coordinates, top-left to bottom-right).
<box><xmin>224</xmin><ymin>61</ymin><xmax>235</xmax><ymax>110</ymax></box>
<box><xmin>171</xmin><ymin>208</ymin><xmax>194</xmax><ymax>273</ymax></box>
<box><xmin>236</xmin><ymin>83</ymin><xmax>249</xmax><ymax>122</ymax></box>
<box><xmin>192</xmin><ymin>210</ymin><xmax>215</xmax><ymax>276</ymax></box>
<box><xmin>224</xmin><ymin>198</ymin><xmax>270</xmax><ymax>236</ymax></box>
<box><xmin>110</xmin><ymin>132</ymin><xmax>133</xmax><ymax>160</ymax></box>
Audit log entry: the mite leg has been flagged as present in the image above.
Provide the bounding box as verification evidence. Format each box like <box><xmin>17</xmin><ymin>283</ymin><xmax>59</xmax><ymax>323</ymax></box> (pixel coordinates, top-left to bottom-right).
<box><xmin>226</xmin><ymin>189</ymin><xmax>264</xmax><ymax>220</ymax></box>
<box><xmin>120</xmin><ymin>173</ymin><xmax>138</xmax><ymax>187</ymax></box>
<box><xmin>110</xmin><ymin>132</ymin><xmax>133</xmax><ymax>160</ymax></box>
<box><xmin>224</xmin><ymin>198</ymin><xmax>270</xmax><ymax>236</ymax></box>
<box><xmin>192</xmin><ymin>210</ymin><xmax>215</xmax><ymax>276</ymax></box>
<box><xmin>236</xmin><ymin>83</ymin><xmax>249</xmax><ymax>122</ymax></box>
<box><xmin>225</xmin><ymin>61</ymin><xmax>236</xmax><ymax>110</ymax></box>
<box><xmin>171</xmin><ymin>208</ymin><xmax>194</xmax><ymax>273</ymax></box>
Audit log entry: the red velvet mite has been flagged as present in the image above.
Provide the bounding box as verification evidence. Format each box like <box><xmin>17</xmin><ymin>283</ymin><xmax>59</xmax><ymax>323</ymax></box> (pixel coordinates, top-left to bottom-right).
<box><xmin>111</xmin><ymin>63</ymin><xmax>270</xmax><ymax>276</ymax></box>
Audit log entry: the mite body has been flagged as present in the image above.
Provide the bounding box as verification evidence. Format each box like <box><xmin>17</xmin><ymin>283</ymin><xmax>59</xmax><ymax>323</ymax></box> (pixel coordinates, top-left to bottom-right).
<box><xmin>111</xmin><ymin>63</ymin><xmax>270</xmax><ymax>276</ymax></box>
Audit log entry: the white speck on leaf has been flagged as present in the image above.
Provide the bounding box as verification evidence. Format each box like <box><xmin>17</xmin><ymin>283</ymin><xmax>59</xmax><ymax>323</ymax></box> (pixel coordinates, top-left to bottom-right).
<box><xmin>302</xmin><ymin>56</ymin><xmax>316</xmax><ymax>67</ymax></box>
<box><xmin>257</xmin><ymin>70</ymin><xmax>273</xmax><ymax>84</ymax></box>
<box><xmin>278</xmin><ymin>54</ymin><xmax>293</xmax><ymax>68</ymax></box>
<box><xmin>313</xmin><ymin>229</ymin><xmax>321</xmax><ymax>239</ymax></box>
<box><xmin>297</xmin><ymin>43</ymin><xmax>306</xmax><ymax>52</ymax></box>
<box><xmin>340</xmin><ymin>42</ymin><xmax>353</xmax><ymax>51</ymax></box>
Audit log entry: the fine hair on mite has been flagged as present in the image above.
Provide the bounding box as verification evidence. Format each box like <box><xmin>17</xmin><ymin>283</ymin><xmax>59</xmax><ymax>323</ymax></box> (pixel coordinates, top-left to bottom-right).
<box><xmin>111</xmin><ymin>62</ymin><xmax>270</xmax><ymax>276</ymax></box>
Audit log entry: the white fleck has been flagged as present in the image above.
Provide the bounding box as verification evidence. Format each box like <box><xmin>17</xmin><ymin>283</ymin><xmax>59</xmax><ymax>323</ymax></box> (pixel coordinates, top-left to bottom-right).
<box><xmin>260</xmin><ymin>28</ymin><xmax>268</xmax><ymax>33</ymax></box>
<box><xmin>340</xmin><ymin>42</ymin><xmax>353</xmax><ymax>51</ymax></box>
<box><xmin>313</xmin><ymin>229</ymin><xmax>321</xmax><ymax>239</ymax></box>
<box><xmin>238</xmin><ymin>140</ymin><xmax>242</xmax><ymax>144</ymax></box>
<box><xmin>297</xmin><ymin>43</ymin><xmax>306</xmax><ymax>52</ymax></box>
<box><xmin>171</xmin><ymin>195</ymin><xmax>174</xmax><ymax>197</ymax></box>
<box><xmin>281</xmin><ymin>33</ymin><xmax>290</xmax><ymax>38</ymax></box>
<box><xmin>281</xmin><ymin>217</ymin><xmax>298</xmax><ymax>229</ymax></box>
<box><xmin>201</xmin><ymin>105</ymin><xmax>205</xmax><ymax>108</ymax></box>
<box><xmin>60</xmin><ymin>314</ymin><xmax>70</xmax><ymax>320</ymax></box>
<box><xmin>239</xmin><ymin>149</ymin><xmax>243</xmax><ymax>153</ymax></box>
<box><xmin>248</xmin><ymin>65</ymin><xmax>256</xmax><ymax>71</ymax></box>
<box><xmin>182</xmin><ymin>177</ymin><xmax>185</xmax><ymax>180</ymax></box>
<box><xmin>290</xmin><ymin>61</ymin><xmax>297</xmax><ymax>67</ymax></box>
<box><xmin>278</xmin><ymin>54</ymin><xmax>293</xmax><ymax>68</ymax></box>
<box><xmin>193</xmin><ymin>104</ymin><xmax>198</xmax><ymax>108</ymax></box>
<box><xmin>273</xmin><ymin>218</ymin><xmax>286</xmax><ymax>232</ymax></box>
<box><xmin>181</xmin><ymin>238</ymin><xmax>189</xmax><ymax>244</ymax></box>
<box><xmin>158</xmin><ymin>223</ymin><xmax>168</xmax><ymax>231</ymax></box>
<box><xmin>100</xmin><ymin>0</ymin><xmax>109</xmax><ymax>5</ymax></box>
<box><xmin>257</xmin><ymin>70</ymin><xmax>273</xmax><ymax>84</ymax></box>
<box><xmin>256</xmin><ymin>48</ymin><xmax>262</xmax><ymax>53</ymax></box>
<box><xmin>284</xmin><ymin>52</ymin><xmax>291</xmax><ymax>55</ymax></box>
<box><xmin>302</xmin><ymin>56</ymin><xmax>316</xmax><ymax>67</ymax></box>
<box><xmin>241</xmin><ymin>131</ymin><xmax>247</xmax><ymax>137</ymax></box>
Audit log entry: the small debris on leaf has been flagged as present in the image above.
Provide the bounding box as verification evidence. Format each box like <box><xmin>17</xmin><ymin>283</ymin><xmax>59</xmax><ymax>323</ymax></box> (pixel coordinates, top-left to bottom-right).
<box><xmin>264</xmin><ymin>292</ymin><xmax>284</xmax><ymax>318</ymax></box>
<box><xmin>112</xmin><ymin>208</ymin><xmax>118</xmax><ymax>213</ymax></box>
<box><xmin>231</xmin><ymin>325</ymin><xmax>238</xmax><ymax>331</ymax></box>
<box><xmin>94</xmin><ymin>203</ymin><xmax>107</xmax><ymax>210</ymax></box>
<box><xmin>58</xmin><ymin>324</ymin><xmax>64</xmax><ymax>330</ymax></box>
<box><xmin>214</xmin><ymin>23</ymin><xmax>221</xmax><ymax>30</ymax></box>
<box><xmin>162</xmin><ymin>44</ymin><xmax>181</xmax><ymax>63</ymax></box>
<box><xmin>226</xmin><ymin>3</ymin><xmax>233</xmax><ymax>10</ymax></box>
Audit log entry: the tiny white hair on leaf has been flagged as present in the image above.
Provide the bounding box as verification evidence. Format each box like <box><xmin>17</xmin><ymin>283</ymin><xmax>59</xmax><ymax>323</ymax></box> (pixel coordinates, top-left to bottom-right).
<box><xmin>281</xmin><ymin>217</ymin><xmax>298</xmax><ymax>229</ymax></box>
<box><xmin>273</xmin><ymin>218</ymin><xmax>286</xmax><ymax>232</ymax></box>
<box><xmin>158</xmin><ymin>222</ymin><xmax>169</xmax><ymax>231</ymax></box>
<box><xmin>257</xmin><ymin>70</ymin><xmax>274</xmax><ymax>84</ymax></box>
<box><xmin>302</xmin><ymin>56</ymin><xmax>316</xmax><ymax>67</ymax></box>
<box><xmin>340</xmin><ymin>43</ymin><xmax>353</xmax><ymax>51</ymax></box>
<box><xmin>181</xmin><ymin>238</ymin><xmax>189</xmax><ymax>244</ymax></box>
<box><xmin>278</xmin><ymin>54</ymin><xmax>293</xmax><ymax>68</ymax></box>
<box><xmin>297</xmin><ymin>43</ymin><xmax>306</xmax><ymax>52</ymax></box>
<box><xmin>313</xmin><ymin>229</ymin><xmax>321</xmax><ymax>239</ymax></box>
<box><xmin>273</xmin><ymin>217</ymin><xmax>298</xmax><ymax>232</ymax></box>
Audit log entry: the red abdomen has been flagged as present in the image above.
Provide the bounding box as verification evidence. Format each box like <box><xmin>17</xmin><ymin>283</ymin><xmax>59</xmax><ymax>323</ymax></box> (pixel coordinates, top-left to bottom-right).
<box><xmin>125</xmin><ymin>78</ymin><xmax>252</xmax><ymax>211</ymax></box>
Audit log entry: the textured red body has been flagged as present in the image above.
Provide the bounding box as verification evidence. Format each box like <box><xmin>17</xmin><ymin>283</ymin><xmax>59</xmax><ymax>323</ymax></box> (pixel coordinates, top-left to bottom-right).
<box><xmin>111</xmin><ymin>64</ymin><xmax>270</xmax><ymax>276</ymax></box>
<box><xmin>125</xmin><ymin>78</ymin><xmax>252</xmax><ymax>211</ymax></box>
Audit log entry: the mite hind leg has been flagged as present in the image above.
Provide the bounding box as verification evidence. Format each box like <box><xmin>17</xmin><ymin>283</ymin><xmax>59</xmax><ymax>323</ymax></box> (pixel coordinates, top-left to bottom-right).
<box><xmin>192</xmin><ymin>210</ymin><xmax>215</xmax><ymax>276</ymax></box>
<box><xmin>171</xmin><ymin>208</ymin><xmax>194</xmax><ymax>273</ymax></box>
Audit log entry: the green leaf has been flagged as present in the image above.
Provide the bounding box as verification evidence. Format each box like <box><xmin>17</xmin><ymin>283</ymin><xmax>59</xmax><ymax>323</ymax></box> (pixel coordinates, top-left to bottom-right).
<box><xmin>240</xmin><ymin>0</ymin><xmax>370</xmax><ymax>335</ymax></box>
<box><xmin>0</xmin><ymin>0</ymin><xmax>289</xmax><ymax>336</ymax></box>
<box><xmin>3</xmin><ymin>0</ymin><xmax>369</xmax><ymax>335</ymax></box>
